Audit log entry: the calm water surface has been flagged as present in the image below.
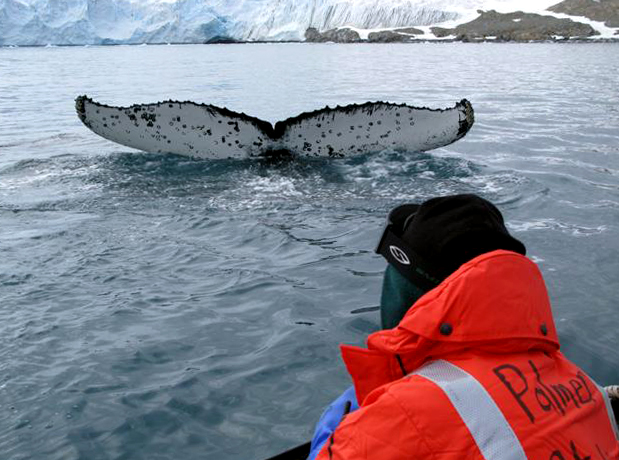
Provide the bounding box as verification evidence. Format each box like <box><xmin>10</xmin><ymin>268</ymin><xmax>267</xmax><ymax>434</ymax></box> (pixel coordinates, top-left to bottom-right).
<box><xmin>1</xmin><ymin>43</ymin><xmax>619</xmax><ymax>459</ymax></box>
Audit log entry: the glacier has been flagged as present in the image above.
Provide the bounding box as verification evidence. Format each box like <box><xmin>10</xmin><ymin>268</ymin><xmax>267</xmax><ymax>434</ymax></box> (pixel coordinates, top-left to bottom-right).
<box><xmin>0</xmin><ymin>0</ymin><xmax>616</xmax><ymax>46</ymax></box>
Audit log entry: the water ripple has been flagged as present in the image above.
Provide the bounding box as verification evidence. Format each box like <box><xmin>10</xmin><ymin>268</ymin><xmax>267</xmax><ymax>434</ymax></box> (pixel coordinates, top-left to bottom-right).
<box><xmin>1</xmin><ymin>43</ymin><xmax>618</xmax><ymax>460</ymax></box>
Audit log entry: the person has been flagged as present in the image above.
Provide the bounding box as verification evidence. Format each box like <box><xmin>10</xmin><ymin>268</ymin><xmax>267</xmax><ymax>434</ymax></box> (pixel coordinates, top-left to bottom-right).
<box><xmin>308</xmin><ymin>194</ymin><xmax>619</xmax><ymax>460</ymax></box>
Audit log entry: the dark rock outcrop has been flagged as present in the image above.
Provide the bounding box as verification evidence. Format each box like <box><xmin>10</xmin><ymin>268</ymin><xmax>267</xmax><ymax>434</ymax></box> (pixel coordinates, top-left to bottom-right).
<box><xmin>368</xmin><ymin>29</ymin><xmax>421</xmax><ymax>42</ymax></box>
<box><xmin>304</xmin><ymin>27</ymin><xmax>361</xmax><ymax>43</ymax></box>
<box><xmin>548</xmin><ymin>0</ymin><xmax>619</xmax><ymax>28</ymax></box>
<box><xmin>431</xmin><ymin>9</ymin><xmax>598</xmax><ymax>41</ymax></box>
<box><xmin>306</xmin><ymin>26</ymin><xmax>424</xmax><ymax>43</ymax></box>
<box><xmin>393</xmin><ymin>27</ymin><xmax>424</xmax><ymax>35</ymax></box>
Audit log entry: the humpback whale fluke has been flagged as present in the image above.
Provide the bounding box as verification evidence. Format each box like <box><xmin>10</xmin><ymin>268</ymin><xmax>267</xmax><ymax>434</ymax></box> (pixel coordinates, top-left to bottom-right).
<box><xmin>75</xmin><ymin>96</ymin><xmax>474</xmax><ymax>160</ymax></box>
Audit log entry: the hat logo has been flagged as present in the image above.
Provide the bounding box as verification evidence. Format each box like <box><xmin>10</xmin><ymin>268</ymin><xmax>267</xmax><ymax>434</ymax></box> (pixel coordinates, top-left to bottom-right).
<box><xmin>389</xmin><ymin>245</ymin><xmax>410</xmax><ymax>265</ymax></box>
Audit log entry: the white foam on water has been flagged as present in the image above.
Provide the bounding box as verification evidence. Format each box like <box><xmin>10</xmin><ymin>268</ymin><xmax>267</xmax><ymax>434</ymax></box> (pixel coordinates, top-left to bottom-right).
<box><xmin>509</xmin><ymin>219</ymin><xmax>608</xmax><ymax>237</ymax></box>
<box><xmin>245</xmin><ymin>176</ymin><xmax>303</xmax><ymax>197</ymax></box>
<box><xmin>460</xmin><ymin>173</ymin><xmax>513</xmax><ymax>194</ymax></box>
<box><xmin>0</xmin><ymin>162</ymin><xmax>99</xmax><ymax>190</ymax></box>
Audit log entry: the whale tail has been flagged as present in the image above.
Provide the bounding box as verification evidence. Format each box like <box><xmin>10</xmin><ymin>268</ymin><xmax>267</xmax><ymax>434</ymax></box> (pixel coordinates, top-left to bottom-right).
<box><xmin>76</xmin><ymin>96</ymin><xmax>474</xmax><ymax>160</ymax></box>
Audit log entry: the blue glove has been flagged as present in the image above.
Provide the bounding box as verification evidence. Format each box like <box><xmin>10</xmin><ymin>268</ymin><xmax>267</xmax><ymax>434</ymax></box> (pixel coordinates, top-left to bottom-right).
<box><xmin>307</xmin><ymin>386</ymin><xmax>359</xmax><ymax>460</ymax></box>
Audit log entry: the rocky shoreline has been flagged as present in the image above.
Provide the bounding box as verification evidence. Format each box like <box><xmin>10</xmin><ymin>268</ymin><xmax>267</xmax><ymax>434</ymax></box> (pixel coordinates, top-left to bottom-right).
<box><xmin>431</xmin><ymin>10</ymin><xmax>597</xmax><ymax>42</ymax></box>
<box><xmin>549</xmin><ymin>0</ymin><xmax>619</xmax><ymax>28</ymax></box>
<box><xmin>304</xmin><ymin>11</ymin><xmax>616</xmax><ymax>43</ymax></box>
<box><xmin>303</xmin><ymin>26</ymin><xmax>618</xmax><ymax>44</ymax></box>
<box><xmin>303</xmin><ymin>1</ymin><xmax>619</xmax><ymax>43</ymax></box>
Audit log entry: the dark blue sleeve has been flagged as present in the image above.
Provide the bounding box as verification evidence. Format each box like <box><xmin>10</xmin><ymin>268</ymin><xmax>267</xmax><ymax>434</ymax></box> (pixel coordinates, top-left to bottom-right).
<box><xmin>307</xmin><ymin>386</ymin><xmax>359</xmax><ymax>460</ymax></box>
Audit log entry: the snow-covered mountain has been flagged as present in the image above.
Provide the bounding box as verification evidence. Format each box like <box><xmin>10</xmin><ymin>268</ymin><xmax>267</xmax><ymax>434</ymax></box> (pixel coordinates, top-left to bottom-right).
<box><xmin>0</xmin><ymin>0</ymin><xmax>616</xmax><ymax>46</ymax></box>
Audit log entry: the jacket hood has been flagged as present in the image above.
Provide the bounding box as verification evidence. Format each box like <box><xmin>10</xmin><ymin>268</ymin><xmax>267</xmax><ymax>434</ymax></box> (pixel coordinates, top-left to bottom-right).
<box><xmin>341</xmin><ymin>250</ymin><xmax>560</xmax><ymax>403</ymax></box>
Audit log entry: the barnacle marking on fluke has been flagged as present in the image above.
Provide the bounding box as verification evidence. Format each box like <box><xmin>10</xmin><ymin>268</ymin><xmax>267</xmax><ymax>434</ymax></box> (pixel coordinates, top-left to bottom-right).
<box><xmin>456</xmin><ymin>99</ymin><xmax>475</xmax><ymax>138</ymax></box>
<box><xmin>75</xmin><ymin>95</ymin><xmax>274</xmax><ymax>136</ymax></box>
<box><xmin>272</xmin><ymin>99</ymin><xmax>471</xmax><ymax>139</ymax></box>
<box><xmin>75</xmin><ymin>96</ymin><xmax>86</xmax><ymax>116</ymax></box>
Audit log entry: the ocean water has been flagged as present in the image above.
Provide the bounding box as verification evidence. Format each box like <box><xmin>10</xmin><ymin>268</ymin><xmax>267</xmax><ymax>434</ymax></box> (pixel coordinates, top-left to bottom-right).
<box><xmin>1</xmin><ymin>43</ymin><xmax>618</xmax><ymax>460</ymax></box>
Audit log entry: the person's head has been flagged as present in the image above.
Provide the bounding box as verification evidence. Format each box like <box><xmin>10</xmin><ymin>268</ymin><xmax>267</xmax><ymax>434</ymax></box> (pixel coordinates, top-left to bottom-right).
<box><xmin>376</xmin><ymin>194</ymin><xmax>526</xmax><ymax>329</ymax></box>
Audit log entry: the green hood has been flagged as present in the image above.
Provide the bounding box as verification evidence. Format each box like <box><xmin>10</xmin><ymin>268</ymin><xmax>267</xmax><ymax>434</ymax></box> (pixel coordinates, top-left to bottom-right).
<box><xmin>380</xmin><ymin>264</ymin><xmax>426</xmax><ymax>330</ymax></box>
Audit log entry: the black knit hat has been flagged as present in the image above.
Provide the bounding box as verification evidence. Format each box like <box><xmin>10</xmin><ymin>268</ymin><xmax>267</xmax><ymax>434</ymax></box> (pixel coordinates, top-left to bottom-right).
<box><xmin>376</xmin><ymin>194</ymin><xmax>526</xmax><ymax>290</ymax></box>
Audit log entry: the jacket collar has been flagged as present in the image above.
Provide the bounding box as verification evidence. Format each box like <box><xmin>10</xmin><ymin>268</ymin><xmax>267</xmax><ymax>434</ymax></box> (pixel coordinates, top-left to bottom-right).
<box><xmin>341</xmin><ymin>250</ymin><xmax>560</xmax><ymax>404</ymax></box>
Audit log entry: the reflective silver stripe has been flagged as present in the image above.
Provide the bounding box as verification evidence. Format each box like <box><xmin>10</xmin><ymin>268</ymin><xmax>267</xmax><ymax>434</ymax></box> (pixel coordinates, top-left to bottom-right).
<box><xmin>596</xmin><ymin>383</ymin><xmax>619</xmax><ymax>441</ymax></box>
<box><xmin>412</xmin><ymin>360</ymin><xmax>527</xmax><ymax>460</ymax></box>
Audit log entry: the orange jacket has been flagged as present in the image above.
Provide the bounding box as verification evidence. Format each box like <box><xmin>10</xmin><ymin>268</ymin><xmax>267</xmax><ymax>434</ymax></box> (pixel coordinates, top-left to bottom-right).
<box><xmin>317</xmin><ymin>250</ymin><xmax>619</xmax><ymax>460</ymax></box>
